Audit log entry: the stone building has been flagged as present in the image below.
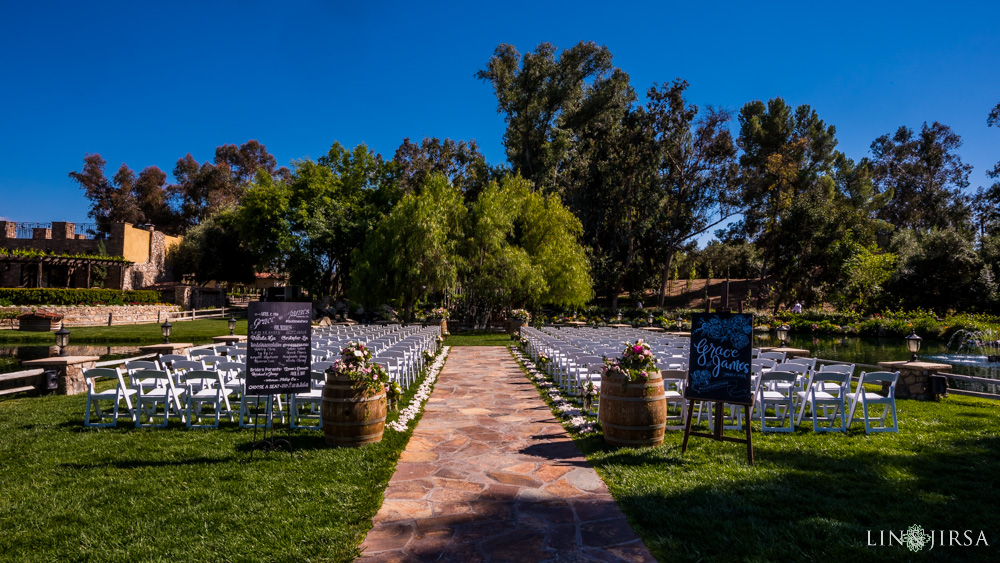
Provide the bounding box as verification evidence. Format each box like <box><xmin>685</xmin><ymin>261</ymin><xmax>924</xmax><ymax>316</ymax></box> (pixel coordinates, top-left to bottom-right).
<box><xmin>0</xmin><ymin>221</ymin><xmax>181</xmax><ymax>290</ymax></box>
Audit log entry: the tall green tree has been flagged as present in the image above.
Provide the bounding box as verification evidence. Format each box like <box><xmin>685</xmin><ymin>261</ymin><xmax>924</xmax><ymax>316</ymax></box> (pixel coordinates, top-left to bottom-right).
<box><xmin>640</xmin><ymin>81</ymin><xmax>741</xmax><ymax>306</ymax></box>
<box><xmin>350</xmin><ymin>174</ymin><xmax>466</xmax><ymax>319</ymax></box>
<box><xmin>393</xmin><ymin>137</ymin><xmax>497</xmax><ymax>201</ymax></box>
<box><xmin>239</xmin><ymin>143</ymin><xmax>399</xmax><ymax>298</ymax></box>
<box><xmin>870</xmin><ymin>122</ymin><xmax>972</xmax><ymax>232</ymax></box>
<box><xmin>885</xmin><ymin>228</ymin><xmax>988</xmax><ymax>313</ymax></box>
<box><xmin>476</xmin><ymin>41</ymin><xmax>633</xmax><ymax>195</ymax></box>
<box><xmin>171</xmin><ymin>139</ymin><xmax>289</xmax><ymax>231</ymax></box>
<box><xmin>460</xmin><ymin>175</ymin><xmax>592</xmax><ymax>325</ymax></box>
<box><xmin>974</xmin><ymin>103</ymin><xmax>1000</xmax><ymax>237</ymax></box>
<box><xmin>69</xmin><ymin>154</ymin><xmax>177</xmax><ymax>234</ymax></box>
<box><xmin>169</xmin><ymin>207</ymin><xmax>256</xmax><ymax>285</ymax></box>
<box><xmin>732</xmin><ymin>98</ymin><xmax>841</xmax><ymax>309</ymax></box>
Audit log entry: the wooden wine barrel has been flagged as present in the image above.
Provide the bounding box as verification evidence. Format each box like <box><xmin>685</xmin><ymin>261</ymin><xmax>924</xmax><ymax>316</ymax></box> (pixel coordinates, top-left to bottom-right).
<box><xmin>599</xmin><ymin>369</ymin><xmax>667</xmax><ymax>448</ymax></box>
<box><xmin>321</xmin><ymin>372</ymin><xmax>386</xmax><ymax>447</ymax></box>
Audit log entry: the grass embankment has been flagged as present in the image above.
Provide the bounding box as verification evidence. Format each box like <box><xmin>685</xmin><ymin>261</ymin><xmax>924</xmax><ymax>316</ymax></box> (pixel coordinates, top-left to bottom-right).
<box><xmin>0</xmin><ymin>359</ymin><xmax>438</xmax><ymax>562</ymax></box>
<box><xmin>511</xmin><ymin>347</ymin><xmax>999</xmax><ymax>562</ymax></box>
<box><xmin>0</xmin><ymin>319</ymin><xmax>247</xmax><ymax>345</ymax></box>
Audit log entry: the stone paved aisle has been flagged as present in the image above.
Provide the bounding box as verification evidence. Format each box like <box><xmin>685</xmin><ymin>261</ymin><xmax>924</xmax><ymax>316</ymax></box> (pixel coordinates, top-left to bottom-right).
<box><xmin>358</xmin><ymin>347</ymin><xmax>656</xmax><ymax>562</ymax></box>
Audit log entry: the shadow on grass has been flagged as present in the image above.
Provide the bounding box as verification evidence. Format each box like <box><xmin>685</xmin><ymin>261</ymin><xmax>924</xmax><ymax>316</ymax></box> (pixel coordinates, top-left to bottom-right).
<box><xmin>598</xmin><ymin>434</ymin><xmax>1000</xmax><ymax>561</ymax></box>
<box><xmin>62</xmin><ymin>456</ymin><xmax>233</xmax><ymax>470</ymax></box>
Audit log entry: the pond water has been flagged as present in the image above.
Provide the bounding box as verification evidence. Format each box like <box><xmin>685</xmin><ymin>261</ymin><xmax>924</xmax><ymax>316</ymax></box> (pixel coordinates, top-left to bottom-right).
<box><xmin>755</xmin><ymin>333</ymin><xmax>1000</xmax><ymax>393</ymax></box>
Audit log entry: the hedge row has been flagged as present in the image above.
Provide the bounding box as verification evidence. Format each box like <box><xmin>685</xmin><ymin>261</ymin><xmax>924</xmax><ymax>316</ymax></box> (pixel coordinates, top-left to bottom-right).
<box><xmin>0</xmin><ymin>288</ymin><xmax>162</xmax><ymax>306</ymax></box>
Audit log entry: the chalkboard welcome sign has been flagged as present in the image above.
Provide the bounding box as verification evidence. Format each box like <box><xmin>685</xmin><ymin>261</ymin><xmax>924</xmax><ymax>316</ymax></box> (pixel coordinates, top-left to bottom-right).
<box><xmin>246</xmin><ymin>302</ymin><xmax>312</xmax><ymax>395</ymax></box>
<box><xmin>684</xmin><ymin>313</ymin><xmax>753</xmax><ymax>405</ymax></box>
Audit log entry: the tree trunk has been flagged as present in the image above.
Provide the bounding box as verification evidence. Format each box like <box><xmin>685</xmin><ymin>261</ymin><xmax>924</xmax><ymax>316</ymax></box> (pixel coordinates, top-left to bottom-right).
<box><xmin>656</xmin><ymin>250</ymin><xmax>675</xmax><ymax>308</ymax></box>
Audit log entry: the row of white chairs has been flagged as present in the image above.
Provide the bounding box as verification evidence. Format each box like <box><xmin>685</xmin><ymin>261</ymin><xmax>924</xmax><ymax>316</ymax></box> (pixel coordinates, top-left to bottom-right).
<box><xmin>521</xmin><ymin>327</ymin><xmax>898</xmax><ymax>434</ymax></box>
<box><xmin>84</xmin><ymin>330</ymin><xmax>441</xmax><ymax>429</ymax></box>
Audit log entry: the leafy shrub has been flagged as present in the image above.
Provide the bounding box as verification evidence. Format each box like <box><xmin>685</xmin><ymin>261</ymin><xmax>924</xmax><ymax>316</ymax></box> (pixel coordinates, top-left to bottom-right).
<box><xmin>0</xmin><ymin>288</ymin><xmax>161</xmax><ymax>306</ymax></box>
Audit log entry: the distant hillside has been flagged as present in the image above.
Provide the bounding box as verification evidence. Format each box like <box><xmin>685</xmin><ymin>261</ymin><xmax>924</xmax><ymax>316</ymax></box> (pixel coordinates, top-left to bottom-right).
<box><xmin>650</xmin><ymin>278</ymin><xmax>766</xmax><ymax>310</ymax></box>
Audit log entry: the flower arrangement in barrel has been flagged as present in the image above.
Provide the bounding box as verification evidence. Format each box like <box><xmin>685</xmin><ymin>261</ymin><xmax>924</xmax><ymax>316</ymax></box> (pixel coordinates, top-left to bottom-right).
<box><xmin>511</xmin><ymin>309</ymin><xmax>531</xmax><ymax>323</ymax></box>
<box><xmin>432</xmin><ymin>306</ymin><xmax>449</xmax><ymax>319</ymax></box>
<box><xmin>328</xmin><ymin>341</ymin><xmax>390</xmax><ymax>393</ymax></box>
<box><xmin>603</xmin><ymin>339</ymin><xmax>657</xmax><ymax>382</ymax></box>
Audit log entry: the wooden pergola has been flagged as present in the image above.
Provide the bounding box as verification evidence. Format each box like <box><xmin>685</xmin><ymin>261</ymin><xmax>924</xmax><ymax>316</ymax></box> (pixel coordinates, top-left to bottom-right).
<box><xmin>0</xmin><ymin>255</ymin><xmax>133</xmax><ymax>289</ymax></box>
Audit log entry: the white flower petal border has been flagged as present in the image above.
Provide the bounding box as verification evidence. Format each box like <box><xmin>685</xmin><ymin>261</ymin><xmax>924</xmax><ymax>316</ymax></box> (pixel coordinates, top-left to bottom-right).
<box><xmin>386</xmin><ymin>346</ymin><xmax>451</xmax><ymax>432</ymax></box>
<box><xmin>510</xmin><ymin>347</ymin><xmax>598</xmax><ymax>434</ymax></box>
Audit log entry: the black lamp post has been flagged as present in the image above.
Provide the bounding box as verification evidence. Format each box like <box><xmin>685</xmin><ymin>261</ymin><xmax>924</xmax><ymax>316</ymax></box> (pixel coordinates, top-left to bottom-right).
<box><xmin>55</xmin><ymin>323</ymin><xmax>70</xmax><ymax>357</ymax></box>
<box><xmin>228</xmin><ymin>316</ymin><xmax>237</xmax><ymax>336</ymax></box>
<box><xmin>776</xmin><ymin>324</ymin><xmax>790</xmax><ymax>347</ymax></box>
<box><xmin>906</xmin><ymin>331</ymin><xmax>922</xmax><ymax>362</ymax></box>
<box><xmin>676</xmin><ymin>316</ymin><xmax>683</xmax><ymax>331</ymax></box>
<box><xmin>161</xmin><ymin>321</ymin><xmax>172</xmax><ymax>344</ymax></box>
<box><xmin>647</xmin><ymin>313</ymin><xmax>654</xmax><ymax>326</ymax></box>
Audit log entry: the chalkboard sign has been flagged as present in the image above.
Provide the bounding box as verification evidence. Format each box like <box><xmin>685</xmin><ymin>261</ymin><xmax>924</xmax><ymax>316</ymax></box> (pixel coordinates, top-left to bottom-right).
<box><xmin>246</xmin><ymin>302</ymin><xmax>312</xmax><ymax>394</ymax></box>
<box><xmin>684</xmin><ymin>313</ymin><xmax>753</xmax><ymax>405</ymax></box>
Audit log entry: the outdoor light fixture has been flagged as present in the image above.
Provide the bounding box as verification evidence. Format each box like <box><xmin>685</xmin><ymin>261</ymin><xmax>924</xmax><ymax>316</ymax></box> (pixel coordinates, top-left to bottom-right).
<box><xmin>776</xmin><ymin>324</ymin><xmax>790</xmax><ymax>346</ymax></box>
<box><xmin>228</xmin><ymin>316</ymin><xmax>237</xmax><ymax>336</ymax></box>
<box><xmin>647</xmin><ymin>313</ymin><xmax>654</xmax><ymax>326</ymax></box>
<box><xmin>55</xmin><ymin>323</ymin><xmax>70</xmax><ymax>357</ymax></box>
<box><xmin>676</xmin><ymin>316</ymin><xmax>683</xmax><ymax>331</ymax></box>
<box><xmin>906</xmin><ymin>331</ymin><xmax>922</xmax><ymax>362</ymax></box>
<box><xmin>161</xmin><ymin>321</ymin><xmax>172</xmax><ymax>344</ymax></box>
<box><xmin>617</xmin><ymin>310</ymin><xmax>622</xmax><ymax>322</ymax></box>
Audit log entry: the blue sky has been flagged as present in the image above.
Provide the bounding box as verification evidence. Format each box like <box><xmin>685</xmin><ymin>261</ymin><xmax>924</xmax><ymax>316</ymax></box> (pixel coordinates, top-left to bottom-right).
<box><xmin>2</xmin><ymin>1</ymin><xmax>998</xmax><ymax>242</ymax></box>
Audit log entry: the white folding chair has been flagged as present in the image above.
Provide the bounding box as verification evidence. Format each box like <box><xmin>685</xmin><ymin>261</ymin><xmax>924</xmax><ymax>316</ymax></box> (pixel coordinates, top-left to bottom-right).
<box><xmin>83</xmin><ymin>367</ymin><xmax>137</xmax><ymax>428</ymax></box>
<box><xmin>237</xmin><ymin>370</ymin><xmax>284</xmax><ymax>429</ymax></box>
<box><xmin>758</xmin><ymin>371</ymin><xmax>797</xmax><ymax>433</ymax></box>
<box><xmin>758</xmin><ymin>351</ymin><xmax>787</xmax><ymax>363</ymax></box>
<box><xmin>158</xmin><ymin>354</ymin><xmax>189</xmax><ymax>369</ymax></box>
<box><xmin>184</xmin><ymin>370</ymin><xmax>232</xmax><ymax>429</ymax></box>
<box><xmin>661</xmin><ymin>369</ymin><xmax>687</xmax><ymax>431</ymax></box>
<box><xmin>289</xmin><ymin>371</ymin><xmax>326</xmax><ymax>430</ymax></box>
<box><xmin>189</xmin><ymin>348</ymin><xmax>218</xmax><ymax>360</ymax></box>
<box><xmin>134</xmin><ymin>370</ymin><xmax>186</xmax><ymax>428</ymax></box>
<box><xmin>196</xmin><ymin>355</ymin><xmax>227</xmax><ymax>369</ymax></box>
<box><xmin>126</xmin><ymin>360</ymin><xmax>163</xmax><ymax>393</ymax></box>
<box><xmin>168</xmin><ymin>359</ymin><xmax>206</xmax><ymax>388</ymax></box>
<box><xmin>795</xmin><ymin>371</ymin><xmax>850</xmax><ymax>432</ymax></box>
<box><xmin>847</xmin><ymin>371</ymin><xmax>899</xmax><ymax>433</ymax></box>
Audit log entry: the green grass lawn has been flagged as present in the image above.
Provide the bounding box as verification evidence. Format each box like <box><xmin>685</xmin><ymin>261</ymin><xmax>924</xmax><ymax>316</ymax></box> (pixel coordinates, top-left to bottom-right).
<box><xmin>5</xmin><ymin>338</ymin><xmax>997</xmax><ymax>561</ymax></box>
<box><xmin>0</xmin><ymin>362</ymin><xmax>437</xmax><ymax>563</ymax></box>
<box><xmin>0</xmin><ymin>319</ymin><xmax>246</xmax><ymax>345</ymax></box>
<box><xmin>443</xmin><ymin>330</ymin><xmax>514</xmax><ymax>347</ymax></box>
<box><xmin>511</xmin><ymin>347</ymin><xmax>999</xmax><ymax>561</ymax></box>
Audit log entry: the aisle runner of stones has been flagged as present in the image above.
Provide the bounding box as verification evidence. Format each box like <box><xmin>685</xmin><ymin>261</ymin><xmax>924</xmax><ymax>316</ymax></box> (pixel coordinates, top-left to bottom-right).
<box><xmin>359</xmin><ymin>346</ymin><xmax>654</xmax><ymax>562</ymax></box>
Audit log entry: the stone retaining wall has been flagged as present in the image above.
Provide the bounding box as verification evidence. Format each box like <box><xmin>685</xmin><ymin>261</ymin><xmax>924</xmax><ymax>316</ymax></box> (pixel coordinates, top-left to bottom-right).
<box><xmin>2</xmin><ymin>304</ymin><xmax>181</xmax><ymax>327</ymax></box>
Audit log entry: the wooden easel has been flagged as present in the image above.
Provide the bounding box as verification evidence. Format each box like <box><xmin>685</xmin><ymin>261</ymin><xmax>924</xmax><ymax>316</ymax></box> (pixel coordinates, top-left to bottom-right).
<box><xmin>681</xmin><ymin>400</ymin><xmax>754</xmax><ymax>465</ymax></box>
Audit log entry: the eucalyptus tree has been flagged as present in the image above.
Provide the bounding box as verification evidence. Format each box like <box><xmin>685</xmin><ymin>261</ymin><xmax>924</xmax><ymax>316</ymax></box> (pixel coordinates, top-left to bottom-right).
<box><xmin>69</xmin><ymin>154</ymin><xmax>176</xmax><ymax>234</ymax></box>
<box><xmin>975</xmin><ymin>103</ymin><xmax>1000</xmax><ymax>237</ymax></box>
<box><xmin>732</xmin><ymin>97</ymin><xmax>842</xmax><ymax>308</ymax></box>
<box><xmin>478</xmin><ymin>41</ymin><xmax>635</xmax><ymax>306</ymax></box>
<box><xmin>869</xmin><ymin>122</ymin><xmax>972</xmax><ymax>232</ymax></box>
<box><xmin>476</xmin><ymin>41</ymin><xmax>633</xmax><ymax>195</ymax></box>
<box><xmin>171</xmin><ymin>139</ymin><xmax>289</xmax><ymax>231</ymax></box>
<box><xmin>639</xmin><ymin>80</ymin><xmax>741</xmax><ymax>307</ymax></box>
<box><xmin>393</xmin><ymin>137</ymin><xmax>497</xmax><ymax>201</ymax></box>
